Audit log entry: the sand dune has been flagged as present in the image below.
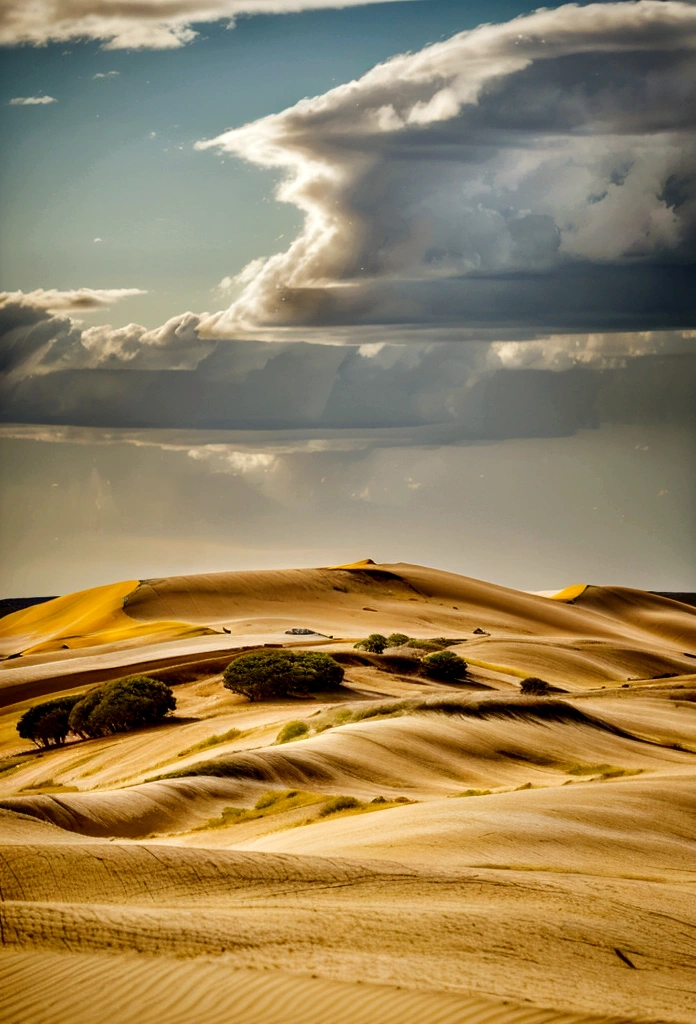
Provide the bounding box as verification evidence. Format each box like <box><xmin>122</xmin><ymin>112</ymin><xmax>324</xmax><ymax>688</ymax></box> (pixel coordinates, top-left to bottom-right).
<box><xmin>2</xmin><ymin>696</ymin><xmax>694</xmax><ymax>838</ymax></box>
<box><xmin>0</xmin><ymin>950</ymin><xmax>625</xmax><ymax>1024</ymax></box>
<box><xmin>1</xmin><ymin>561</ymin><xmax>695</xmax><ymax>1023</ymax></box>
<box><xmin>0</xmin><ymin>580</ymin><xmax>215</xmax><ymax>659</ymax></box>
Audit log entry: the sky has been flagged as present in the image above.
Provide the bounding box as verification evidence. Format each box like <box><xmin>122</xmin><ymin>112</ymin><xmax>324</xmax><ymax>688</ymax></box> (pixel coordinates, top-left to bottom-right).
<box><xmin>1</xmin><ymin>0</ymin><xmax>695</xmax><ymax>596</ymax></box>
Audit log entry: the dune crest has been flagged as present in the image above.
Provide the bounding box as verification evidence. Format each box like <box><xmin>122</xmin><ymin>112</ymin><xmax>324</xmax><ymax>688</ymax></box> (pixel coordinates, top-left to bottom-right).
<box><xmin>1</xmin><ymin>561</ymin><xmax>695</xmax><ymax>1022</ymax></box>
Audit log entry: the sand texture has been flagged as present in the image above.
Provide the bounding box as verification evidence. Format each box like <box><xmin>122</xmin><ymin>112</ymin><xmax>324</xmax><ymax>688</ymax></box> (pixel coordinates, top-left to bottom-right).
<box><xmin>0</xmin><ymin>561</ymin><xmax>695</xmax><ymax>1023</ymax></box>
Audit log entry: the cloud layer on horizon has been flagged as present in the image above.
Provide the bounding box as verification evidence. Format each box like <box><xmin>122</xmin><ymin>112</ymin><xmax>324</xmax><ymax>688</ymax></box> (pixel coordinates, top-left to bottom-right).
<box><xmin>1</xmin><ymin>291</ymin><xmax>694</xmax><ymax>444</ymax></box>
<box><xmin>0</xmin><ymin>0</ymin><xmax>404</xmax><ymax>50</ymax></box>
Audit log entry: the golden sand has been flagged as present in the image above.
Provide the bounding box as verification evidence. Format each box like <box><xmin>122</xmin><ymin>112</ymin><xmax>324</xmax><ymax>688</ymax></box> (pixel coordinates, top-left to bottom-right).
<box><xmin>0</xmin><ymin>561</ymin><xmax>694</xmax><ymax>1023</ymax></box>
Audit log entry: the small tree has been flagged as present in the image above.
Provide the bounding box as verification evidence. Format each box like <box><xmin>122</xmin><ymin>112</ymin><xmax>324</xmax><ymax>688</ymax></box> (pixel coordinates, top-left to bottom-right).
<box><xmin>520</xmin><ymin>677</ymin><xmax>552</xmax><ymax>695</ymax></box>
<box><xmin>223</xmin><ymin>650</ymin><xmax>344</xmax><ymax>702</ymax></box>
<box><xmin>68</xmin><ymin>676</ymin><xmax>176</xmax><ymax>738</ymax></box>
<box><xmin>68</xmin><ymin>687</ymin><xmax>106</xmax><ymax>739</ymax></box>
<box><xmin>422</xmin><ymin>650</ymin><xmax>467</xmax><ymax>681</ymax></box>
<box><xmin>354</xmin><ymin>633</ymin><xmax>388</xmax><ymax>653</ymax></box>
<box><xmin>386</xmin><ymin>633</ymin><xmax>410</xmax><ymax>648</ymax></box>
<box><xmin>17</xmin><ymin>695</ymin><xmax>82</xmax><ymax>748</ymax></box>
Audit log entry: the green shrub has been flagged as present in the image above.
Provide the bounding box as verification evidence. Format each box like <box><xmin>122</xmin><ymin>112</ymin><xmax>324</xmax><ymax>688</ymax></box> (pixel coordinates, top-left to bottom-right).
<box><xmin>520</xmin><ymin>677</ymin><xmax>552</xmax><ymax>695</ymax></box>
<box><xmin>67</xmin><ymin>687</ymin><xmax>105</xmax><ymax>739</ymax></box>
<box><xmin>318</xmin><ymin>795</ymin><xmax>362</xmax><ymax>817</ymax></box>
<box><xmin>16</xmin><ymin>695</ymin><xmax>82</xmax><ymax>748</ymax></box>
<box><xmin>255</xmin><ymin>789</ymin><xmax>299</xmax><ymax>810</ymax></box>
<box><xmin>422</xmin><ymin>650</ymin><xmax>467</xmax><ymax>681</ymax></box>
<box><xmin>386</xmin><ymin>633</ymin><xmax>410</xmax><ymax>647</ymax></box>
<box><xmin>354</xmin><ymin>634</ymin><xmax>388</xmax><ymax>653</ymax></box>
<box><xmin>223</xmin><ymin>650</ymin><xmax>344</xmax><ymax>702</ymax></box>
<box><xmin>68</xmin><ymin>676</ymin><xmax>176</xmax><ymax>738</ymax></box>
<box><xmin>276</xmin><ymin>720</ymin><xmax>309</xmax><ymax>743</ymax></box>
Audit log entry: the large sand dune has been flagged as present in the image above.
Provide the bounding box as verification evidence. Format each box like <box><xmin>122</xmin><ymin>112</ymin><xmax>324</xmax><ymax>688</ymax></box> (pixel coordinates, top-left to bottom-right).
<box><xmin>1</xmin><ymin>561</ymin><xmax>695</xmax><ymax>1023</ymax></box>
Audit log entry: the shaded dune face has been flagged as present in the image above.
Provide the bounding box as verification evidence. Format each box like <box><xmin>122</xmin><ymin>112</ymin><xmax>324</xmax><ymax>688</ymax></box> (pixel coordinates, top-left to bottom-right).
<box><xmin>2</xmin><ymin>700</ymin><xmax>694</xmax><ymax>839</ymax></box>
<box><xmin>1</xmin><ymin>562</ymin><xmax>696</xmax><ymax>1023</ymax></box>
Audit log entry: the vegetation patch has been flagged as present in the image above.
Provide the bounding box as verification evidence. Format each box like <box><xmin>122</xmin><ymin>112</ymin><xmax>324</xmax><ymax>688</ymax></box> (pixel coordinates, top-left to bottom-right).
<box><xmin>316</xmin><ymin>794</ymin><xmax>414</xmax><ymax>819</ymax></box>
<box><xmin>177</xmin><ymin>727</ymin><xmax>243</xmax><ymax>758</ymax></box>
<box><xmin>520</xmin><ymin>677</ymin><xmax>553</xmax><ymax>695</ymax></box>
<box><xmin>195</xmin><ymin>789</ymin><xmax>320</xmax><ymax>830</ymax></box>
<box><xmin>422</xmin><ymin>650</ymin><xmax>468</xmax><ymax>681</ymax></box>
<box><xmin>276</xmin><ymin>720</ymin><xmax>309</xmax><ymax>744</ymax></box>
<box><xmin>565</xmin><ymin>764</ymin><xmax>643</xmax><ymax>779</ymax></box>
<box><xmin>223</xmin><ymin>650</ymin><xmax>344</xmax><ymax>701</ymax></box>
<box><xmin>454</xmin><ymin>788</ymin><xmax>491</xmax><ymax>797</ymax></box>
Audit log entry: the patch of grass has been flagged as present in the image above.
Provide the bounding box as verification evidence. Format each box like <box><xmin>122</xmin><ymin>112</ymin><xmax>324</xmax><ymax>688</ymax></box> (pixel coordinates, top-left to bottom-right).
<box><xmin>314</xmin><ymin>708</ymin><xmax>356</xmax><ymax>733</ymax></box>
<box><xmin>600</xmin><ymin>767</ymin><xmax>642</xmax><ymax>780</ymax></box>
<box><xmin>177</xmin><ymin>727</ymin><xmax>243</xmax><ymax>758</ymax></box>
<box><xmin>317</xmin><ymin>795</ymin><xmax>362</xmax><ymax>817</ymax></box>
<box><xmin>454</xmin><ymin>788</ymin><xmax>491</xmax><ymax>797</ymax></box>
<box><xmin>565</xmin><ymin>764</ymin><xmax>642</xmax><ymax>779</ymax></box>
<box><xmin>195</xmin><ymin>789</ymin><xmax>319</xmax><ymax>831</ymax></box>
<box><xmin>19</xmin><ymin>778</ymin><xmax>79</xmax><ymax>793</ymax></box>
<box><xmin>316</xmin><ymin>794</ymin><xmax>414</xmax><ymax>819</ymax></box>
<box><xmin>276</xmin><ymin>720</ymin><xmax>309</xmax><ymax>744</ymax></box>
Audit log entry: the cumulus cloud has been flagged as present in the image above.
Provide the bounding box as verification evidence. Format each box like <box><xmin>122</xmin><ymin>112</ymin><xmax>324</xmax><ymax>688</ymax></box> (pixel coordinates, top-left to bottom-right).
<box><xmin>92</xmin><ymin>71</ymin><xmax>119</xmax><ymax>79</ymax></box>
<box><xmin>7</xmin><ymin>95</ymin><xmax>57</xmax><ymax>105</ymax></box>
<box><xmin>195</xmin><ymin>0</ymin><xmax>696</xmax><ymax>336</ymax></box>
<box><xmin>0</xmin><ymin>288</ymin><xmax>147</xmax><ymax>312</ymax></box>
<box><xmin>0</xmin><ymin>293</ymin><xmax>217</xmax><ymax>384</ymax></box>
<box><xmin>0</xmin><ymin>0</ymin><xmax>403</xmax><ymax>50</ymax></box>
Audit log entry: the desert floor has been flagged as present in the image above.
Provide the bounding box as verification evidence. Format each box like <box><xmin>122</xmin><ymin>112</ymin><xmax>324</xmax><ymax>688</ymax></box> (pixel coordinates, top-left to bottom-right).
<box><xmin>0</xmin><ymin>560</ymin><xmax>695</xmax><ymax>1023</ymax></box>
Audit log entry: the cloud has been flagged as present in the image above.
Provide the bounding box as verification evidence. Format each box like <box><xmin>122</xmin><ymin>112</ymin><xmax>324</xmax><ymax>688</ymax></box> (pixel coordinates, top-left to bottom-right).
<box><xmin>0</xmin><ymin>288</ymin><xmax>147</xmax><ymax>312</ymax></box>
<box><xmin>0</xmin><ymin>0</ymin><xmax>405</xmax><ymax>50</ymax></box>
<box><xmin>7</xmin><ymin>95</ymin><xmax>57</xmax><ymax>105</ymax></box>
<box><xmin>1</xmin><ymin>293</ymin><xmax>694</xmax><ymax>441</ymax></box>
<box><xmin>92</xmin><ymin>71</ymin><xmax>119</xmax><ymax>79</ymax></box>
<box><xmin>194</xmin><ymin>0</ymin><xmax>696</xmax><ymax>336</ymax></box>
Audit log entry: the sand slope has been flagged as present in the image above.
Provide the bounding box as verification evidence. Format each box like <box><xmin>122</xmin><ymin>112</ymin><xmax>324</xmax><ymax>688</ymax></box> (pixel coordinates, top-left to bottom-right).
<box><xmin>1</xmin><ymin>562</ymin><xmax>696</xmax><ymax>1023</ymax></box>
<box><xmin>0</xmin><ymin>580</ymin><xmax>215</xmax><ymax>658</ymax></box>
<box><xmin>0</xmin><ymin>950</ymin><xmax>625</xmax><ymax>1024</ymax></box>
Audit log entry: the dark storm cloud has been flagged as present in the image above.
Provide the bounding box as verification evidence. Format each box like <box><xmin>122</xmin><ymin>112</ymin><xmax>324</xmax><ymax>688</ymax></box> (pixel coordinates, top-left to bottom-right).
<box><xmin>196</xmin><ymin>1</ymin><xmax>696</xmax><ymax>336</ymax></box>
<box><xmin>1</xmin><ymin>299</ymin><xmax>694</xmax><ymax>440</ymax></box>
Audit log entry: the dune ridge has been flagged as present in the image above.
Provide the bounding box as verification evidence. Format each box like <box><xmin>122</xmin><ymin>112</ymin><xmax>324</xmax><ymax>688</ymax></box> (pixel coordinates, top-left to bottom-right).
<box><xmin>1</xmin><ymin>561</ymin><xmax>695</xmax><ymax>1022</ymax></box>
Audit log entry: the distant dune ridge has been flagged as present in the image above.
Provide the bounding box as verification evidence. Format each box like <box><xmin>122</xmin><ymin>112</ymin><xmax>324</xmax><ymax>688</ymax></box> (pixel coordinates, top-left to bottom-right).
<box><xmin>0</xmin><ymin>561</ymin><xmax>695</xmax><ymax>1023</ymax></box>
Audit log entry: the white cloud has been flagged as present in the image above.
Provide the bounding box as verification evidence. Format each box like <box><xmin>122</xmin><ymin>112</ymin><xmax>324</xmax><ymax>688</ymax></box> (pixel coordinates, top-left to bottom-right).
<box><xmin>194</xmin><ymin>0</ymin><xmax>696</xmax><ymax>336</ymax></box>
<box><xmin>0</xmin><ymin>288</ymin><xmax>146</xmax><ymax>312</ymax></box>
<box><xmin>92</xmin><ymin>70</ymin><xmax>119</xmax><ymax>79</ymax></box>
<box><xmin>0</xmin><ymin>0</ymin><xmax>405</xmax><ymax>50</ymax></box>
<box><xmin>7</xmin><ymin>95</ymin><xmax>57</xmax><ymax>105</ymax></box>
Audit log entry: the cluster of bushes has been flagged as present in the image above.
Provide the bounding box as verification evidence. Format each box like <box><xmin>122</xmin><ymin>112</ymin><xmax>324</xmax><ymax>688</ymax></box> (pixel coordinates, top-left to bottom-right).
<box><xmin>17</xmin><ymin>676</ymin><xmax>176</xmax><ymax>749</ymax></box>
<box><xmin>223</xmin><ymin>650</ymin><xmax>344</xmax><ymax>702</ymax></box>
<box><xmin>520</xmin><ymin>677</ymin><xmax>552</xmax><ymax>695</ymax></box>
<box><xmin>353</xmin><ymin>633</ymin><xmax>467</xmax><ymax>681</ymax></box>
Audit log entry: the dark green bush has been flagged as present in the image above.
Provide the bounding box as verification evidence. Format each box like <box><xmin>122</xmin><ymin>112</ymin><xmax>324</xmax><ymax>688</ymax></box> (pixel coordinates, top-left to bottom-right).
<box><xmin>223</xmin><ymin>650</ymin><xmax>344</xmax><ymax>702</ymax></box>
<box><xmin>422</xmin><ymin>650</ymin><xmax>468</xmax><ymax>681</ymax></box>
<box><xmin>68</xmin><ymin>676</ymin><xmax>176</xmax><ymax>738</ymax></box>
<box><xmin>520</xmin><ymin>677</ymin><xmax>552</xmax><ymax>695</ymax></box>
<box><xmin>318</xmin><ymin>795</ymin><xmax>361</xmax><ymax>817</ymax></box>
<box><xmin>386</xmin><ymin>633</ymin><xmax>410</xmax><ymax>647</ymax></box>
<box><xmin>17</xmin><ymin>695</ymin><xmax>82</xmax><ymax>748</ymax></box>
<box><xmin>67</xmin><ymin>687</ymin><xmax>106</xmax><ymax>739</ymax></box>
<box><xmin>354</xmin><ymin>633</ymin><xmax>388</xmax><ymax>653</ymax></box>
